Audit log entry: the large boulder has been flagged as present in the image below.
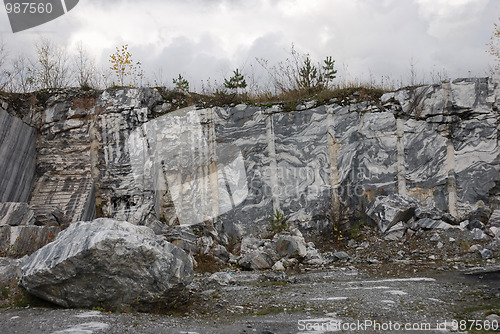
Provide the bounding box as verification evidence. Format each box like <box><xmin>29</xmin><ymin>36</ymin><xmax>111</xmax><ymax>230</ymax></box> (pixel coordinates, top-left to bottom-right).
<box><xmin>366</xmin><ymin>195</ymin><xmax>418</xmax><ymax>233</ymax></box>
<box><xmin>414</xmin><ymin>218</ymin><xmax>453</xmax><ymax>230</ymax></box>
<box><xmin>239</xmin><ymin>250</ymin><xmax>275</xmax><ymax>270</ymax></box>
<box><xmin>384</xmin><ymin>222</ymin><xmax>406</xmax><ymax>241</ymax></box>
<box><xmin>274</xmin><ymin>233</ymin><xmax>307</xmax><ymax>259</ymax></box>
<box><xmin>19</xmin><ymin>219</ymin><xmax>193</xmax><ymax>311</ymax></box>
<box><xmin>303</xmin><ymin>242</ymin><xmax>325</xmax><ymax>266</ymax></box>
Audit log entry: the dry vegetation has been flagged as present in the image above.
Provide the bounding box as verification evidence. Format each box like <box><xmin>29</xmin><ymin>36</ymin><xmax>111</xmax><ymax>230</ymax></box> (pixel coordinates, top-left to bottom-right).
<box><xmin>1</xmin><ymin>19</ymin><xmax>498</xmax><ymax>108</ymax></box>
<box><xmin>0</xmin><ymin>37</ymin><xmax>435</xmax><ymax>108</ymax></box>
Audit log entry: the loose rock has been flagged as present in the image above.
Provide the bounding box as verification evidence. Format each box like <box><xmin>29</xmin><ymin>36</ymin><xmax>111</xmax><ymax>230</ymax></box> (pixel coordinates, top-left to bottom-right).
<box><xmin>366</xmin><ymin>195</ymin><xmax>417</xmax><ymax>233</ymax></box>
<box><xmin>239</xmin><ymin>251</ymin><xmax>274</xmax><ymax>270</ymax></box>
<box><xmin>20</xmin><ymin>219</ymin><xmax>194</xmax><ymax>311</ymax></box>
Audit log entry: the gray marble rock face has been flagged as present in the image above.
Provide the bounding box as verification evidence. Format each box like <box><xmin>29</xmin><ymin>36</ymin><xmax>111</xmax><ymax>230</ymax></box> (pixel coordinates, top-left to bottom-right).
<box><xmin>331</xmin><ymin>110</ymin><xmax>398</xmax><ymax>208</ymax></box>
<box><xmin>19</xmin><ymin>218</ymin><xmax>193</xmax><ymax>310</ymax></box>
<box><xmin>269</xmin><ymin>108</ymin><xmax>331</xmax><ymax>224</ymax></box>
<box><xmin>0</xmin><ymin>109</ymin><xmax>36</xmax><ymax>202</ymax></box>
<box><xmin>0</xmin><ymin>203</ymin><xmax>34</xmax><ymax>226</ymax></box>
<box><xmin>213</xmin><ymin>105</ymin><xmax>275</xmax><ymax>231</ymax></box>
<box><xmin>72</xmin><ymin>80</ymin><xmax>500</xmax><ymax>229</ymax></box>
<box><xmin>27</xmin><ymin>91</ymin><xmax>96</xmax><ymax>225</ymax></box>
<box><xmin>3</xmin><ymin>78</ymin><xmax>500</xmax><ymax>241</ymax></box>
<box><xmin>236</xmin><ymin>107</ymin><xmax>330</xmax><ymax>228</ymax></box>
<box><xmin>95</xmin><ymin>89</ymin><xmax>161</xmax><ymax>225</ymax></box>
<box><xmin>403</xmin><ymin>119</ymin><xmax>448</xmax><ymax>209</ymax></box>
<box><xmin>453</xmin><ymin>114</ymin><xmax>499</xmax><ymax>212</ymax></box>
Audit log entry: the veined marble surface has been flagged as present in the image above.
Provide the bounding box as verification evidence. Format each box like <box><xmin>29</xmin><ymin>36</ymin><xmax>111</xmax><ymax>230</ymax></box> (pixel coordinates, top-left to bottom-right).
<box><xmin>0</xmin><ymin>108</ymin><xmax>36</xmax><ymax>202</ymax></box>
<box><xmin>2</xmin><ymin>78</ymin><xmax>499</xmax><ymax>234</ymax></box>
<box><xmin>95</xmin><ymin>79</ymin><xmax>500</xmax><ymax>228</ymax></box>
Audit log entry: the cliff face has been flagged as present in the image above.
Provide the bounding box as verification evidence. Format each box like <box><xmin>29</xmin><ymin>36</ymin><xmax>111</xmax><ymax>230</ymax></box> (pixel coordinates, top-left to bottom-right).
<box><xmin>0</xmin><ymin>77</ymin><xmax>499</xmax><ymax>252</ymax></box>
<box><xmin>0</xmin><ymin>107</ymin><xmax>36</xmax><ymax>202</ymax></box>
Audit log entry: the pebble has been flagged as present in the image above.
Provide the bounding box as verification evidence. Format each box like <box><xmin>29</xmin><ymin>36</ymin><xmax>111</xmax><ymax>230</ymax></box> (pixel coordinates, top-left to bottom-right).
<box><xmin>430</xmin><ymin>233</ymin><xmax>440</xmax><ymax>242</ymax></box>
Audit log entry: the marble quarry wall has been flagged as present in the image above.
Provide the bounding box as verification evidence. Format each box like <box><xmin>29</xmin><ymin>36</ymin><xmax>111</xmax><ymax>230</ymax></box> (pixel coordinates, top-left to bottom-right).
<box><xmin>1</xmin><ymin>77</ymin><xmax>499</xmax><ymax>242</ymax></box>
<box><xmin>0</xmin><ymin>107</ymin><xmax>36</xmax><ymax>203</ymax></box>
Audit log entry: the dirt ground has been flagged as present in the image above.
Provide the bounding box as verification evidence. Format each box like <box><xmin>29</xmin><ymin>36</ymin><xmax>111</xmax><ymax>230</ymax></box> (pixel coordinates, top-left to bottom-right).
<box><xmin>0</xmin><ymin>264</ymin><xmax>499</xmax><ymax>334</ymax></box>
<box><xmin>0</xmin><ymin>228</ymin><xmax>499</xmax><ymax>334</ymax></box>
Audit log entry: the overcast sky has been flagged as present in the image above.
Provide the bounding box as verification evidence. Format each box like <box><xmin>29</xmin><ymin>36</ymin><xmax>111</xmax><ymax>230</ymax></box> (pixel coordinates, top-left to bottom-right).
<box><xmin>0</xmin><ymin>0</ymin><xmax>498</xmax><ymax>91</ymax></box>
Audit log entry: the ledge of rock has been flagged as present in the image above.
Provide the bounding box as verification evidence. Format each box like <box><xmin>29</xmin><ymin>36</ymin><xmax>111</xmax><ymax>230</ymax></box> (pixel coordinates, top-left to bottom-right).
<box><xmin>19</xmin><ymin>218</ymin><xmax>194</xmax><ymax>311</ymax></box>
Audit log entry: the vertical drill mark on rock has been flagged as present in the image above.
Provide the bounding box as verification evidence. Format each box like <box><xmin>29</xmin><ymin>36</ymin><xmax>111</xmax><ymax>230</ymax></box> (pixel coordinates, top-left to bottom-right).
<box><xmin>497</xmin><ymin>81</ymin><xmax>500</xmax><ymax>201</ymax></box>
<box><xmin>446</xmin><ymin>138</ymin><xmax>458</xmax><ymax>217</ymax></box>
<box><xmin>138</xmin><ymin>119</ymin><xmax>160</xmax><ymax>220</ymax></box>
<box><xmin>148</xmin><ymin>122</ymin><xmax>165</xmax><ymax>220</ymax></box>
<box><xmin>396</xmin><ymin>118</ymin><xmax>407</xmax><ymax>197</ymax></box>
<box><xmin>327</xmin><ymin>113</ymin><xmax>340</xmax><ymax>225</ymax></box>
<box><xmin>266</xmin><ymin>113</ymin><xmax>280</xmax><ymax>212</ymax></box>
<box><xmin>89</xmin><ymin>117</ymin><xmax>102</xmax><ymax>217</ymax></box>
<box><xmin>207</xmin><ymin>108</ymin><xmax>220</xmax><ymax>219</ymax></box>
<box><xmin>443</xmin><ymin>81</ymin><xmax>458</xmax><ymax>217</ymax></box>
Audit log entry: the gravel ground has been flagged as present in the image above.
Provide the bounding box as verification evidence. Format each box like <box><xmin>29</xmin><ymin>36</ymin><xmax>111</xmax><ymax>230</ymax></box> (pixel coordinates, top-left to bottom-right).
<box><xmin>1</xmin><ymin>264</ymin><xmax>499</xmax><ymax>334</ymax></box>
<box><xmin>1</xmin><ymin>228</ymin><xmax>499</xmax><ymax>333</ymax></box>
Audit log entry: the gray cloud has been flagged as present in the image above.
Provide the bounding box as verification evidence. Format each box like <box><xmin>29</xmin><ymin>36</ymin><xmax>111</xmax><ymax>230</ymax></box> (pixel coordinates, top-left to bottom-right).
<box><xmin>0</xmin><ymin>0</ymin><xmax>496</xmax><ymax>90</ymax></box>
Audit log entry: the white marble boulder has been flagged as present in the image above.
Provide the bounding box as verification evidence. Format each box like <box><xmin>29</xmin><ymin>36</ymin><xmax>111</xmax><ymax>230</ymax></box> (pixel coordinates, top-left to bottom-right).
<box><xmin>366</xmin><ymin>194</ymin><xmax>418</xmax><ymax>233</ymax></box>
<box><xmin>239</xmin><ymin>250</ymin><xmax>275</xmax><ymax>270</ymax></box>
<box><xmin>19</xmin><ymin>219</ymin><xmax>193</xmax><ymax>311</ymax></box>
<box><xmin>274</xmin><ymin>233</ymin><xmax>307</xmax><ymax>259</ymax></box>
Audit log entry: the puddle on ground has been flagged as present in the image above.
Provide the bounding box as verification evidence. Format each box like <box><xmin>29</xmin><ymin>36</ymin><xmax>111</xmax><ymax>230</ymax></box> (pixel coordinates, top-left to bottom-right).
<box><xmin>74</xmin><ymin>311</ymin><xmax>103</xmax><ymax>318</ymax></box>
<box><xmin>346</xmin><ymin>277</ymin><xmax>436</xmax><ymax>285</ymax></box>
<box><xmin>310</xmin><ymin>297</ymin><xmax>348</xmax><ymax>301</ymax></box>
<box><xmin>386</xmin><ymin>290</ymin><xmax>408</xmax><ymax>295</ymax></box>
<box><xmin>52</xmin><ymin>322</ymin><xmax>109</xmax><ymax>334</ymax></box>
<box><xmin>346</xmin><ymin>286</ymin><xmax>390</xmax><ymax>290</ymax></box>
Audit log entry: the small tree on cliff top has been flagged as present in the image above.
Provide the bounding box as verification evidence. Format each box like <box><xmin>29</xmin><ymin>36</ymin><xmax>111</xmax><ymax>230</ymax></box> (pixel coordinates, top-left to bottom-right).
<box><xmin>173</xmin><ymin>74</ymin><xmax>189</xmax><ymax>92</ymax></box>
<box><xmin>109</xmin><ymin>44</ymin><xmax>138</xmax><ymax>87</ymax></box>
<box><xmin>298</xmin><ymin>55</ymin><xmax>337</xmax><ymax>93</ymax></box>
<box><xmin>257</xmin><ymin>44</ymin><xmax>337</xmax><ymax>95</ymax></box>
<box><xmin>224</xmin><ymin>68</ymin><xmax>247</xmax><ymax>95</ymax></box>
